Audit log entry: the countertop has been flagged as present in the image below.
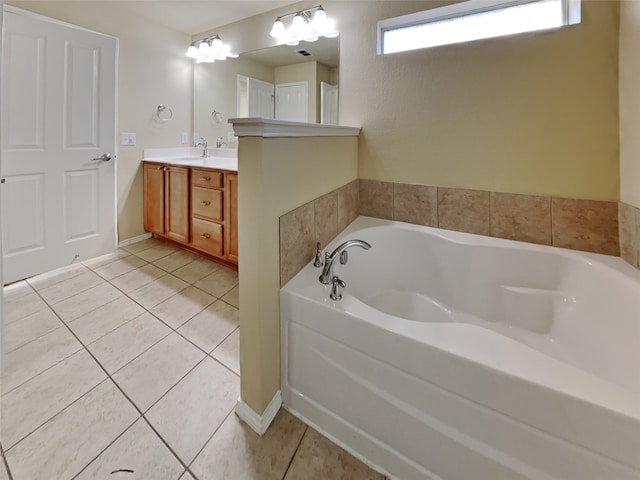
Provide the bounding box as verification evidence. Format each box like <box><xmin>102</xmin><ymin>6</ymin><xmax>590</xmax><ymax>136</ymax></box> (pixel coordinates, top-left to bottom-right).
<box><xmin>142</xmin><ymin>147</ymin><xmax>238</xmax><ymax>172</ymax></box>
<box><xmin>143</xmin><ymin>156</ymin><xmax>238</xmax><ymax>172</ymax></box>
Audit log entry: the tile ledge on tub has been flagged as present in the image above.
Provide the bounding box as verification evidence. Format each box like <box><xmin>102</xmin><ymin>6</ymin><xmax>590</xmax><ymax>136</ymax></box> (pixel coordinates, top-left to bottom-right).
<box><xmin>229</xmin><ymin>117</ymin><xmax>361</xmax><ymax>138</ymax></box>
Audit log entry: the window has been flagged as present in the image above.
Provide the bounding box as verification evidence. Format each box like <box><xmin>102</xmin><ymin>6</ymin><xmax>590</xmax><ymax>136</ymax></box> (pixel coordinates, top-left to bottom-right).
<box><xmin>378</xmin><ymin>0</ymin><xmax>581</xmax><ymax>55</ymax></box>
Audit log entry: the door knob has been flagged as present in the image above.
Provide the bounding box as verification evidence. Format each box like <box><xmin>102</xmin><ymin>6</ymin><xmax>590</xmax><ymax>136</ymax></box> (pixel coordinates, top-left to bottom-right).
<box><xmin>91</xmin><ymin>153</ymin><xmax>113</xmax><ymax>162</ymax></box>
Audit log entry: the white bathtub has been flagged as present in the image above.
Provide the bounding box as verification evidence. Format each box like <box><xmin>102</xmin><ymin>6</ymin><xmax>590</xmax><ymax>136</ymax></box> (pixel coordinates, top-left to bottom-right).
<box><xmin>280</xmin><ymin>216</ymin><xmax>640</xmax><ymax>480</ymax></box>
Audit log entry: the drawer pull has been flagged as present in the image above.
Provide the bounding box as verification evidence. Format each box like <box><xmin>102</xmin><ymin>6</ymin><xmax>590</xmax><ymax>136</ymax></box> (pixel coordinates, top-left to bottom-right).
<box><xmin>200</xmin><ymin>201</ymin><xmax>211</xmax><ymax>206</ymax></box>
<box><xmin>200</xmin><ymin>233</ymin><xmax>212</xmax><ymax>239</ymax></box>
<box><xmin>200</xmin><ymin>176</ymin><xmax>210</xmax><ymax>181</ymax></box>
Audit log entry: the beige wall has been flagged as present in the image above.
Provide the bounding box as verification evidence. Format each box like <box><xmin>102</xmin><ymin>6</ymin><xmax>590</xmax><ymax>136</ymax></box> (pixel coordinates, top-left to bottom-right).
<box><xmin>8</xmin><ymin>1</ymin><xmax>193</xmax><ymax>241</ymax></box>
<box><xmin>194</xmin><ymin>56</ymin><xmax>274</xmax><ymax>147</ymax></box>
<box><xmin>334</xmin><ymin>0</ymin><xmax>620</xmax><ymax>201</ymax></box>
<box><xmin>620</xmin><ymin>0</ymin><xmax>640</xmax><ymax>209</ymax></box>
<box><xmin>202</xmin><ymin>0</ymin><xmax>620</xmax><ymax>201</ymax></box>
<box><xmin>238</xmin><ymin>134</ymin><xmax>358</xmax><ymax>413</ymax></box>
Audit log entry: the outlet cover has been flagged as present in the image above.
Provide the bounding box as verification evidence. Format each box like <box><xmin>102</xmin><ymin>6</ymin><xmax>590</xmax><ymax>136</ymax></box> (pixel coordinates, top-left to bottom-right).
<box><xmin>181</xmin><ymin>132</ymin><xmax>189</xmax><ymax>144</ymax></box>
<box><xmin>193</xmin><ymin>132</ymin><xmax>200</xmax><ymax>144</ymax></box>
<box><xmin>121</xmin><ymin>132</ymin><xmax>136</xmax><ymax>146</ymax></box>
<box><xmin>227</xmin><ymin>132</ymin><xmax>236</xmax><ymax>143</ymax></box>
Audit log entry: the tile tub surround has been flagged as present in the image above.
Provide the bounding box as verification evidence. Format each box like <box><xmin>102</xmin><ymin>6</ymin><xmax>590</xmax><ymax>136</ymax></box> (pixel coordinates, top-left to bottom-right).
<box><xmin>280</xmin><ymin>180</ymin><xmax>359</xmax><ymax>287</ymax></box>
<box><xmin>359</xmin><ymin>179</ymin><xmax>620</xmax><ymax>256</ymax></box>
<box><xmin>619</xmin><ymin>202</ymin><xmax>640</xmax><ymax>268</ymax></box>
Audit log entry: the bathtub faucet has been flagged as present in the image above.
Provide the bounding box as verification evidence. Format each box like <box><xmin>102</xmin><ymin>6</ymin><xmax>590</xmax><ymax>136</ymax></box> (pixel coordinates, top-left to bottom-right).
<box><xmin>319</xmin><ymin>239</ymin><xmax>371</xmax><ymax>285</ymax></box>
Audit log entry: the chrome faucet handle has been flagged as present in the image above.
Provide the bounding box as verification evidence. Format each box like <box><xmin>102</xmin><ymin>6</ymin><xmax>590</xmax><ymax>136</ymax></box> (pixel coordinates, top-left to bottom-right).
<box><xmin>339</xmin><ymin>250</ymin><xmax>348</xmax><ymax>265</ymax></box>
<box><xmin>330</xmin><ymin>276</ymin><xmax>346</xmax><ymax>301</ymax></box>
<box><xmin>313</xmin><ymin>242</ymin><xmax>324</xmax><ymax>267</ymax></box>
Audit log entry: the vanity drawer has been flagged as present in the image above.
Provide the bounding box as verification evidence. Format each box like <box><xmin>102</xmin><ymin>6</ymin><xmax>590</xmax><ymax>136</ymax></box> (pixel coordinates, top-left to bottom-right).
<box><xmin>191</xmin><ymin>218</ymin><xmax>223</xmax><ymax>256</ymax></box>
<box><xmin>192</xmin><ymin>187</ymin><xmax>223</xmax><ymax>221</ymax></box>
<box><xmin>192</xmin><ymin>169</ymin><xmax>222</xmax><ymax>189</ymax></box>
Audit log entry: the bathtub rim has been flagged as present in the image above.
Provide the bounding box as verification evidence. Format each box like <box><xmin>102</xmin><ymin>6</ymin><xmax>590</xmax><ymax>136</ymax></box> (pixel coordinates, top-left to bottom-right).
<box><xmin>281</xmin><ymin>216</ymin><xmax>640</xmax><ymax>420</ymax></box>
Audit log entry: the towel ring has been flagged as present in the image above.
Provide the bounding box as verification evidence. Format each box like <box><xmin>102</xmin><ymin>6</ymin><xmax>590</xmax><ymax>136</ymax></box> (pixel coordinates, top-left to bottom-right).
<box><xmin>156</xmin><ymin>104</ymin><xmax>173</xmax><ymax>121</ymax></box>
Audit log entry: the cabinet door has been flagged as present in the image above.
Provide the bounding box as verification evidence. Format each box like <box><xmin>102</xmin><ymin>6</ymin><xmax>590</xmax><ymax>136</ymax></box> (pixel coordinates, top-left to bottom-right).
<box><xmin>143</xmin><ymin>163</ymin><xmax>165</xmax><ymax>235</ymax></box>
<box><xmin>165</xmin><ymin>166</ymin><xmax>190</xmax><ymax>244</ymax></box>
<box><xmin>224</xmin><ymin>173</ymin><xmax>239</xmax><ymax>264</ymax></box>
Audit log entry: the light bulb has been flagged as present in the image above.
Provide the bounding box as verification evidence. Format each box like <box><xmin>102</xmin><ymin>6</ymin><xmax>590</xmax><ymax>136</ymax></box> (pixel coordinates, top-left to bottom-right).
<box><xmin>312</xmin><ymin>8</ymin><xmax>327</xmax><ymax>28</ymax></box>
<box><xmin>211</xmin><ymin>36</ymin><xmax>223</xmax><ymax>51</ymax></box>
<box><xmin>324</xmin><ymin>30</ymin><xmax>339</xmax><ymax>38</ymax></box>
<box><xmin>305</xmin><ymin>36</ymin><xmax>318</xmax><ymax>42</ymax></box>
<box><xmin>291</xmin><ymin>13</ymin><xmax>304</xmax><ymax>32</ymax></box>
<box><xmin>198</xmin><ymin>41</ymin><xmax>210</xmax><ymax>56</ymax></box>
<box><xmin>186</xmin><ymin>44</ymin><xmax>198</xmax><ymax>58</ymax></box>
<box><xmin>270</xmin><ymin>19</ymin><xmax>285</xmax><ymax>38</ymax></box>
<box><xmin>286</xmin><ymin>40</ymin><xmax>300</xmax><ymax>46</ymax></box>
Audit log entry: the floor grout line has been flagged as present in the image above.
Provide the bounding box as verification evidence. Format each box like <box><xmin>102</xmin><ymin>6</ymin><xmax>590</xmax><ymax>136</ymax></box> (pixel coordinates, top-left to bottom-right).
<box><xmin>281</xmin><ymin>425</ymin><xmax>309</xmax><ymax>480</ymax></box>
<box><xmin>40</xmin><ymin>289</ymin><xmax>199</xmax><ymax>478</ymax></box>
<box><xmin>184</xmin><ymin>407</ymin><xmax>237</xmax><ymax>480</ymax></box>
<box><xmin>0</xmin><ymin>440</ymin><xmax>15</xmax><ymax>480</ymax></box>
<box><xmin>3</xmin><ymin>241</ymin><xmax>242</xmax><ymax>479</ymax></box>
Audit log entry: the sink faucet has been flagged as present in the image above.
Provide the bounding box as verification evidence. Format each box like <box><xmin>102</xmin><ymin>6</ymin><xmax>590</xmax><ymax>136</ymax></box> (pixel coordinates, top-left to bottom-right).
<box><xmin>194</xmin><ymin>138</ymin><xmax>208</xmax><ymax>157</ymax></box>
<box><xmin>319</xmin><ymin>239</ymin><xmax>371</xmax><ymax>285</ymax></box>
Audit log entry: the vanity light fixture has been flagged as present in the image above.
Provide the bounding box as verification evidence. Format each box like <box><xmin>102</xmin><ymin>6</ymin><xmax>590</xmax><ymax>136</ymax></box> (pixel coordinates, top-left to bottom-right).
<box><xmin>269</xmin><ymin>5</ymin><xmax>337</xmax><ymax>46</ymax></box>
<box><xmin>185</xmin><ymin>35</ymin><xmax>238</xmax><ymax>63</ymax></box>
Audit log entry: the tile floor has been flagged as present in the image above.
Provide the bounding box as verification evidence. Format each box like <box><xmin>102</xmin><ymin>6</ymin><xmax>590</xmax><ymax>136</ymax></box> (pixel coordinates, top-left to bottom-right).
<box><xmin>0</xmin><ymin>237</ymin><xmax>385</xmax><ymax>480</ymax></box>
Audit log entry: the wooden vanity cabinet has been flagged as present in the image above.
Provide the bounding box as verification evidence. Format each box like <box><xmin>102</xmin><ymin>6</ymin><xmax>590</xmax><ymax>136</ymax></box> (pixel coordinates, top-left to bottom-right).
<box><xmin>224</xmin><ymin>173</ymin><xmax>239</xmax><ymax>264</ymax></box>
<box><xmin>190</xmin><ymin>168</ymin><xmax>224</xmax><ymax>257</ymax></box>
<box><xmin>143</xmin><ymin>163</ymin><xmax>189</xmax><ymax>244</ymax></box>
<box><xmin>143</xmin><ymin>162</ymin><xmax>238</xmax><ymax>267</ymax></box>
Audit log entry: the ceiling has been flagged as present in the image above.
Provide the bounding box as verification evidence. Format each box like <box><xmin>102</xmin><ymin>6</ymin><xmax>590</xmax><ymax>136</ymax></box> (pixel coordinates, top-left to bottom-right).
<box><xmin>242</xmin><ymin>35</ymin><xmax>339</xmax><ymax>67</ymax></box>
<box><xmin>108</xmin><ymin>1</ymin><xmax>300</xmax><ymax>36</ymax></box>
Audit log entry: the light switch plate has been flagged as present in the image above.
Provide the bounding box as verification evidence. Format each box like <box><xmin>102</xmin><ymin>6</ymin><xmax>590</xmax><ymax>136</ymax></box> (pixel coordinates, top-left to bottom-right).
<box><xmin>227</xmin><ymin>132</ymin><xmax>236</xmax><ymax>143</ymax></box>
<box><xmin>121</xmin><ymin>132</ymin><xmax>136</xmax><ymax>146</ymax></box>
<box><xmin>193</xmin><ymin>132</ymin><xmax>200</xmax><ymax>144</ymax></box>
<box><xmin>181</xmin><ymin>132</ymin><xmax>189</xmax><ymax>144</ymax></box>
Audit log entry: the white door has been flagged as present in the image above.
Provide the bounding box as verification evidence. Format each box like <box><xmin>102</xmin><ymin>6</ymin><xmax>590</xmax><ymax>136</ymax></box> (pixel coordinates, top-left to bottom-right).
<box><xmin>275</xmin><ymin>82</ymin><xmax>308</xmax><ymax>123</ymax></box>
<box><xmin>247</xmin><ymin>77</ymin><xmax>275</xmax><ymax>119</ymax></box>
<box><xmin>321</xmin><ymin>82</ymin><xmax>339</xmax><ymax>125</ymax></box>
<box><xmin>1</xmin><ymin>7</ymin><xmax>117</xmax><ymax>284</ymax></box>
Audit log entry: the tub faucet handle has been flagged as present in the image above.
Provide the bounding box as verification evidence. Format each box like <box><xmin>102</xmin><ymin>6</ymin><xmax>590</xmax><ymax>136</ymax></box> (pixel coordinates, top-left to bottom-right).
<box><xmin>313</xmin><ymin>242</ymin><xmax>324</xmax><ymax>268</ymax></box>
<box><xmin>330</xmin><ymin>276</ymin><xmax>346</xmax><ymax>301</ymax></box>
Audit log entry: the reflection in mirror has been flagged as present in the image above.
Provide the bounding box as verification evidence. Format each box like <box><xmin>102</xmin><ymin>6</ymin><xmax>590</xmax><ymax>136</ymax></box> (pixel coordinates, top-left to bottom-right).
<box><xmin>193</xmin><ymin>36</ymin><xmax>339</xmax><ymax>146</ymax></box>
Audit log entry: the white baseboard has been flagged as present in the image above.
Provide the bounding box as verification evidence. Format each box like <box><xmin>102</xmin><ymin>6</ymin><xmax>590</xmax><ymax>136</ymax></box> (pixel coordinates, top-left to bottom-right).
<box><xmin>118</xmin><ymin>232</ymin><xmax>152</xmax><ymax>248</ymax></box>
<box><xmin>235</xmin><ymin>390</ymin><xmax>282</xmax><ymax>436</ymax></box>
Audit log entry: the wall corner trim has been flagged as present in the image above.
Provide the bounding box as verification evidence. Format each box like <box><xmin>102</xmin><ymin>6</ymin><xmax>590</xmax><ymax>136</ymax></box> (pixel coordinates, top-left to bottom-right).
<box><xmin>230</xmin><ymin>117</ymin><xmax>360</xmax><ymax>138</ymax></box>
<box><xmin>118</xmin><ymin>232</ymin><xmax>152</xmax><ymax>248</ymax></box>
<box><xmin>235</xmin><ymin>390</ymin><xmax>282</xmax><ymax>436</ymax></box>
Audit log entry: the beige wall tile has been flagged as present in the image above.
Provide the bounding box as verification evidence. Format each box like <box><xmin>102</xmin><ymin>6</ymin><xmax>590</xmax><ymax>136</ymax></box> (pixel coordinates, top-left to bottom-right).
<box><xmin>438</xmin><ymin>187</ymin><xmax>490</xmax><ymax>236</ymax></box>
<box><xmin>393</xmin><ymin>183</ymin><xmax>437</xmax><ymax>227</ymax></box>
<box><xmin>280</xmin><ymin>202</ymin><xmax>315</xmax><ymax>287</ymax></box>
<box><xmin>551</xmin><ymin>198</ymin><xmax>619</xmax><ymax>255</ymax></box>
<box><xmin>315</xmin><ymin>190</ymin><xmax>339</xmax><ymax>249</ymax></box>
<box><xmin>491</xmin><ymin>192</ymin><xmax>551</xmax><ymax>245</ymax></box>
<box><xmin>359</xmin><ymin>179</ymin><xmax>393</xmax><ymax>220</ymax></box>
<box><xmin>338</xmin><ymin>180</ymin><xmax>359</xmax><ymax>232</ymax></box>
<box><xmin>619</xmin><ymin>202</ymin><xmax>639</xmax><ymax>267</ymax></box>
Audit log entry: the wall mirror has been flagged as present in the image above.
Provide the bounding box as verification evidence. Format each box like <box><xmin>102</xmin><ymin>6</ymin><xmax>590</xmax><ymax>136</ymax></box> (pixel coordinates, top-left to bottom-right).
<box><xmin>193</xmin><ymin>35</ymin><xmax>339</xmax><ymax>145</ymax></box>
